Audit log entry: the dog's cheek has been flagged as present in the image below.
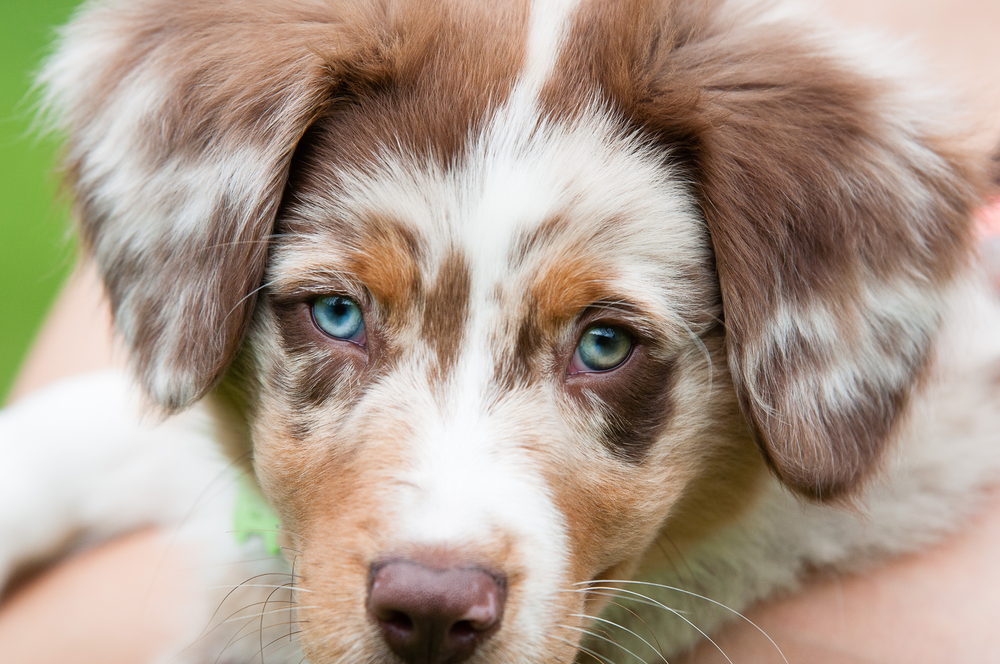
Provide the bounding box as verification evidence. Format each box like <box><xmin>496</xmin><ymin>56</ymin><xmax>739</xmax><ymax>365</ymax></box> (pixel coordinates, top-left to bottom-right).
<box><xmin>547</xmin><ymin>339</ymin><xmax>767</xmax><ymax>594</ymax></box>
<box><xmin>540</xmin><ymin>440</ymin><xmax>676</xmax><ymax>586</ymax></box>
<box><xmin>248</xmin><ymin>418</ymin><xmax>399</xmax><ymax>660</ymax></box>
<box><xmin>295</xmin><ymin>451</ymin><xmax>405</xmax><ymax>662</ymax></box>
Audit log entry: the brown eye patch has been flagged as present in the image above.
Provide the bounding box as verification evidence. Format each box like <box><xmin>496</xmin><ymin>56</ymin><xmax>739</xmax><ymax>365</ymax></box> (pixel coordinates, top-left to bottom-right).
<box><xmin>269</xmin><ymin>297</ymin><xmax>375</xmax><ymax>407</ymax></box>
<box><xmin>565</xmin><ymin>337</ymin><xmax>677</xmax><ymax>461</ymax></box>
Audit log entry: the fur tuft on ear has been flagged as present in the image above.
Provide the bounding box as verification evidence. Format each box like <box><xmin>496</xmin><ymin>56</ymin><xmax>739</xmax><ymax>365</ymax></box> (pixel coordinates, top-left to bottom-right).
<box><xmin>644</xmin><ymin>9</ymin><xmax>992</xmax><ymax>499</ymax></box>
<box><xmin>39</xmin><ymin>0</ymin><xmax>381</xmax><ymax>411</ymax></box>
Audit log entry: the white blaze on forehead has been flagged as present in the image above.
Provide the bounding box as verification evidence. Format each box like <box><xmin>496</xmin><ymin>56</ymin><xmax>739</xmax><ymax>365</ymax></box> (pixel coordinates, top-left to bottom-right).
<box><xmin>523</xmin><ymin>0</ymin><xmax>584</xmax><ymax>92</ymax></box>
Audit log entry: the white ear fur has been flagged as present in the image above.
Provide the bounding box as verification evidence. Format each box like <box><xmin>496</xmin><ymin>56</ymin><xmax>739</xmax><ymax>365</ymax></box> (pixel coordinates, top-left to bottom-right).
<box><xmin>40</xmin><ymin>0</ymin><xmax>357</xmax><ymax>410</ymax></box>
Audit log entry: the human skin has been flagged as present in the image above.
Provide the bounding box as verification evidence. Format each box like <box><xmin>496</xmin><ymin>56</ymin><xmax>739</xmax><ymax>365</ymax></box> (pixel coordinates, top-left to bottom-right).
<box><xmin>1</xmin><ymin>0</ymin><xmax>998</xmax><ymax>662</ymax></box>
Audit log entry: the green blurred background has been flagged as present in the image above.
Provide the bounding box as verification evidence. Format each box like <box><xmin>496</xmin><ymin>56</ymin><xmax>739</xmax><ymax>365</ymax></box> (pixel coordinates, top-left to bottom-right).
<box><xmin>1</xmin><ymin>0</ymin><xmax>81</xmax><ymax>400</ymax></box>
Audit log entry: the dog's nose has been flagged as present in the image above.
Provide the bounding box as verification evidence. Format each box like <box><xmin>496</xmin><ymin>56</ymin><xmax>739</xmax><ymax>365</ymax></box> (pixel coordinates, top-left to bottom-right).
<box><xmin>367</xmin><ymin>560</ymin><xmax>506</xmax><ymax>664</ymax></box>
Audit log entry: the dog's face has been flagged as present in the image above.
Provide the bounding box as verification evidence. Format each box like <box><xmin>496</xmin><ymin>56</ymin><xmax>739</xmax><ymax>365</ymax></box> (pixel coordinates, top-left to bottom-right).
<box><xmin>241</xmin><ymin>95</ymin><xmax>757</xmax><ymax>662</ymax></box>
<box><xmin>43</xmin><ymin>0</ymin><xmax>990</xmax><ymax>661</ymax></box>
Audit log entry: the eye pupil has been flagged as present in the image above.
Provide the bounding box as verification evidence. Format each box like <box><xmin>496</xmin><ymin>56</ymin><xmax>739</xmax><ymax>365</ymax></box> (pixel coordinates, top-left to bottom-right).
<box><xmin>312</xmin><ymin>296</ymin><xmax>365</xmax><ymax>343</ymax></box>
<box><xmin>575</xmin><ymin>325</ymin><xmax>633</xmax><ymax>372</ymax></box>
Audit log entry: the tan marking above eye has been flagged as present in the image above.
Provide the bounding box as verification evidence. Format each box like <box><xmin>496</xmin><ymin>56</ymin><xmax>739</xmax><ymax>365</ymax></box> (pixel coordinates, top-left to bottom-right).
<box><xmin>531</xmin><ymin>254</ymin><xmax>620</xmax><ymax>328</ymax></box>
<box><xmin>344</xmin><ymin>221</ymin><xmax>423</xmax><ymax>313</ymax></box>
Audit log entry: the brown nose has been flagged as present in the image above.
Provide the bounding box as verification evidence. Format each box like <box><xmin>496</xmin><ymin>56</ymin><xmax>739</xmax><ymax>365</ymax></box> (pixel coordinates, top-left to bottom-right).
<box><xmin>367</xmin><ymin>560</ymin><xmax>506</xmax><ymax>664</ymax></box>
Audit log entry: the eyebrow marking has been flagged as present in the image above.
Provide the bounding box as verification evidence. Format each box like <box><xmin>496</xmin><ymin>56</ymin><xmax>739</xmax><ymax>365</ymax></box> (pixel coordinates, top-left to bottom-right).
<box><xmin>422</xmin><ymin>248</ymin><xmax>472</xmax><ymax>379</ymax></box>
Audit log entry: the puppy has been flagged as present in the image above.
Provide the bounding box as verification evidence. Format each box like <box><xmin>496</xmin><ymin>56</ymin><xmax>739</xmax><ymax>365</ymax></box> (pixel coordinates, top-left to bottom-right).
<box><xmin>3</xmin><ymin>0</ymin><xmax>1000</xmax><ymax>662</ymax></box>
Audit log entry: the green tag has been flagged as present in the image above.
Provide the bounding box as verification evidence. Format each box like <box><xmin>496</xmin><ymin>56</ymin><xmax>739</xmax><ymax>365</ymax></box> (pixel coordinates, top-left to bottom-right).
<box><xmin>233</xmin><ymin>477</ymin><xmax>282</xmax><ymax>556</ymax></box>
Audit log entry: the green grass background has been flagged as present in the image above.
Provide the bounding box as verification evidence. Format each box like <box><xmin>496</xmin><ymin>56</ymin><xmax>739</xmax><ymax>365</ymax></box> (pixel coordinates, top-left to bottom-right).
<box><xmin>1</xmin><ymin>0</ymin><xmax>82</xmax><ymax>400</ymax></box>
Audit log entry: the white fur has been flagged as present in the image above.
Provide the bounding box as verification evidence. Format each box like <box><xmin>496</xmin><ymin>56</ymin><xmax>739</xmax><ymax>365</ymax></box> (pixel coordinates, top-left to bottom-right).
<box><xmin>522</xmin><ymin>0</ymin><xmax>582</xmax><ymax>92</ymax></box>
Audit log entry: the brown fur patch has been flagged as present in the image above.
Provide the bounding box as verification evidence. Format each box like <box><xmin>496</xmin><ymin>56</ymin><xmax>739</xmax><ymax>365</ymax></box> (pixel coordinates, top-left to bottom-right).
<box><xmin>61</xmin><ymin>0</ymin><xmax>533</xmax><ymax>410</ymax></box>
<box><xmin>277</xmin><ymin>0</ymin><xmax>531</xmax><ymax>185</ymax></box>
<box><xmin>507</xmin><ymin>215</ymin><xmax>569</xmax><ymax>269</ymax></box>
<box><xmin>495</xmin><ymin>249</ymin><xmax>622</xmax><ymax>390</ymax></box>
<box><xmin>421</xmin><ymin>249</ymin><xmax>472</xmax><ymax>378</ymax></box>
<box><xmin>564</xmin><ymin>333</ymin><xmax>677</xmax><ymax>460</ymax></box>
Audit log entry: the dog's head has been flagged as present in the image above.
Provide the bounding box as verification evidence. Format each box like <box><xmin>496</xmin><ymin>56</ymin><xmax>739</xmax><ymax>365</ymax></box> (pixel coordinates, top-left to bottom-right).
<box><xmin>44</xmin><ymin>0</ymin><xmax>991</xmax><ymax>661</ymax></box>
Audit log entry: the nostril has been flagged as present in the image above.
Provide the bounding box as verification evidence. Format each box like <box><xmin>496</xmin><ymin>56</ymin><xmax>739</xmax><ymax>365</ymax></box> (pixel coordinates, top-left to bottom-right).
<box><xmin>367</xmin><ymin>560</ymin><xmax>507</xmax><ymax>664</ymax></box>
<box><xmin>381</xmin><ymin>610</ymin><xmax>414</xmax><ymax>633</ymax></box>
<box><xmin>450</xmin><ymin>620</ymin><xmax>475</xmax><ymax>638</ymax></box>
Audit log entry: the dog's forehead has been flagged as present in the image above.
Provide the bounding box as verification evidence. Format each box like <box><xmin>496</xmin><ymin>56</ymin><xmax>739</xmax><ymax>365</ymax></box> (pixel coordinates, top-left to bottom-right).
<box><xmin>272</xmin><ymin>99</ymin><xmax>710</xmax><ymax>326</ymax></box>
<box><xmin>268</xmin><ymin>0</ymin><xmax>714</xmax><ymax>345</ymax></box>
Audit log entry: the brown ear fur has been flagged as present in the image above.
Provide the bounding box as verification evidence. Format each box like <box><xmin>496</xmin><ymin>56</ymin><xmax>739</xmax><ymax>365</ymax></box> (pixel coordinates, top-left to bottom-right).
<box><xmin>555</xmin><ymin>0</ymin><xmax>992</xmax><ymax>498</ymax></box>
<box><xmin>40</xmin><ymin>0</ymin><xmax>397</xmax><ymax>411</ymax></box>
<box><xmin>661</xmin><ymin>11</ymin><xmax>989</xmax><ymax>499</ymax></box>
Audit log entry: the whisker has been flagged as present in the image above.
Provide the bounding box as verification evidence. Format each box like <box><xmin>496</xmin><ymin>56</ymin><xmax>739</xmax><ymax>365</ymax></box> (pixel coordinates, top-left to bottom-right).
<box><xmin>224</xmin><ymin>279</ymin><xmax>277</xmax><ymax>324</ymax></box>
<box><xmin>185</xmin><ymin>611</ymin><xmax>303</xmax><ymax>658</ymax></box>
<box><xmin>680</xmin><ymin>317</ymin><xmax>713</xmax><ymax>399</ymax></box>
<box><xmin>580</xmin><ymin>586</ymin><xmax>735</xmax><ymax>664</ymax></box>
<box><xmin>554</xmin><ymin>636</ymin><xmax>618</xmax><ymax>664</ymax></box>
<box><xmin>562</xmin><ymin>587</ymin><xmax>671</xmax><ymax>612</ymax></box>
<box><xmin>570</xmin><ymin>614</ymin><xmax>669</xmax><ymax>664</ymax></box>
<box><xmin>201</xmin><ymin>584</ymin><xmax>314</xmax><ymax>593</ymax></box>
<box><xmin>217</xmin><ymin>605</ymin><xmax>317</xmax><ymax>627</ymax></box>
<box><xmin>260</xmin><ymin>577</ymin><xmax>293</xmax><ymax>661</ymax></box>
<box><xmin>213</xmin><ymin>615</ymin><xmax>308</xmax><ymax>664</ymax></box>
<box><xmin>593</xmin><ymin>625</ymin><xmax>632</xmax><ymax>663</ymax></box>
<box><xmin>197</xmin><ymin>574</ymin><xmax>304</xmax><ymax>640</ymax></box>
<box><xmin>557</xmin><ymin>624</ymin><xmax>647</xmax><ymax>663</ymax></box>
<box><xmin>213</xmin><ymin>611</ymin><xmax>265</xmax><ymax>664</ymax></box>
<box><xmin>596</xmin><ymin>600</ymin><xmax>670</xmax><ymax>660</ymax></box>
<box><xmin>289</xmin><ymin>554</ymin><xmax>299</xmax><ymax>642</ymax></box>
<box><xmin>578</xmin><ymin>580</ymin><xmax>788</xmax><ymax>664</ymax></box>
<box><xmin>209</xmin><ymin>600</ymin><xmax>296</xmax><ymax>634</ymax></box>
<box><xmin>655</xmin><ymin>535</ymin><xmax>703</xmax><ymax>595</ymax></box>
<box><xmin>251</xmin><ymin>631</ymin><xmax>304</xmax><ymax>664</ymax></box>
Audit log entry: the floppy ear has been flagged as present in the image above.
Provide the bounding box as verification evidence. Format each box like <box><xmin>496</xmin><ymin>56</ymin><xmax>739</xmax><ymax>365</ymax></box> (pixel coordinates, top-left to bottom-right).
<box><xmin>40</xmin><ymin>1</ymin><xmax>374</xmax><ymax>411</ymax></box>
<box><xmin>644</xmin><ymin>17</ymin><xmax>991</xmax><ymax>499</ymax></box>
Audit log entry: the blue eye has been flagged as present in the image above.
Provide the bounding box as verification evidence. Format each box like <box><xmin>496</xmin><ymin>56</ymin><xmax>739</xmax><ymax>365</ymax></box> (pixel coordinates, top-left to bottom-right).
<box><xmin>312</xmin><ymin>296</ymin><xmax>365</xmax><ymax>343</ymax></box>
<box><xmin>572</xmin><ymin>325</ymin><xmax>633</xmax><ymax>372</ymax></box>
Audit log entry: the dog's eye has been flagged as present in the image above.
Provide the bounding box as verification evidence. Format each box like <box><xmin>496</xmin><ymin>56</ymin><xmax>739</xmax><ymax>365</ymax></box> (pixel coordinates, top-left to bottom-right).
<box><xmin>571</xmin><ymin>325</ymin><xmax>633</xmax><ymax>373</ymax></box>
<box><xmin>311</xmin><ymin>296</ymin><xmax>366</xmax><ymax>344</ymax></box>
